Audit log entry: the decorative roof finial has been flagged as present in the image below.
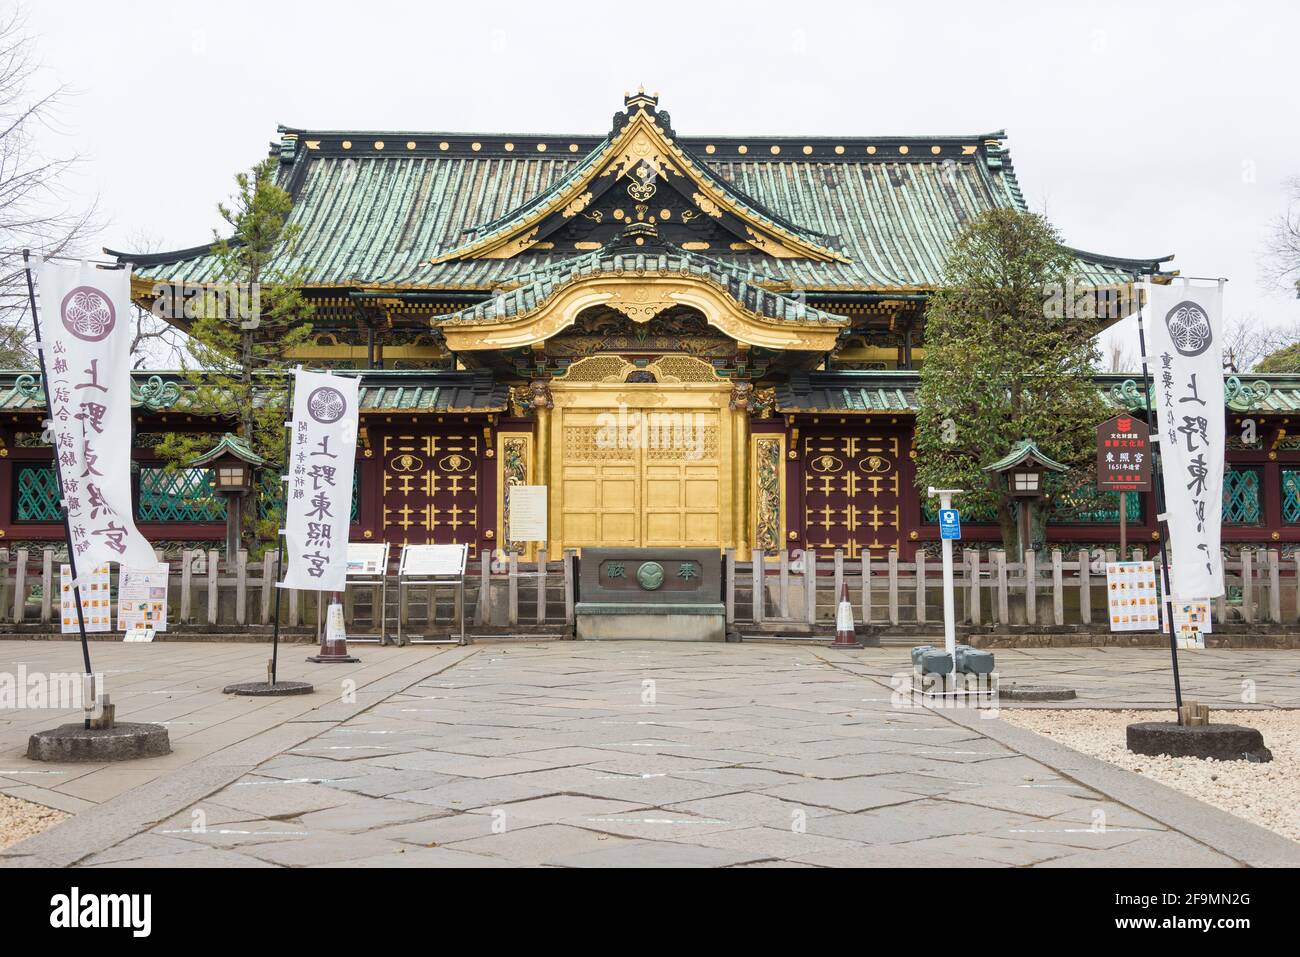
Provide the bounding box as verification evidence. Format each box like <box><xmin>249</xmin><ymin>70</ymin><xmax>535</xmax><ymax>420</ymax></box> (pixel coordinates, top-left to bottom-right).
<box><xmin>623</xmin><ymin>87</ymin><xmax>659</xmax><ymax>111</ymax></box>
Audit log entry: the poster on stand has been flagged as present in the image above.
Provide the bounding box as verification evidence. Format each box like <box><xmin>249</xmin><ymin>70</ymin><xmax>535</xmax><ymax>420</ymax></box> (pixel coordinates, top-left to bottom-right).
<box><xmin>1105</xmin><ymin>561</ymin><xmax>1159</xmax><ymax>632</ymax></box>
<box><xmin>60</xmin><ymin>564</ymin><xmax>111</xmax><ymax>633</ymax></box>
<box><xmin>117</xmin><ymin>563</ymin><xmax>169</xmax><ymax>632</ymax></box>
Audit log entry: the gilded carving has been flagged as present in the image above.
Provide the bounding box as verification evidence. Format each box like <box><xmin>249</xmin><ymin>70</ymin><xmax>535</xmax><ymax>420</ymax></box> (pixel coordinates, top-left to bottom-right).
<box><xmin>692</xmin><ymin>192</ymin><xmax>724</xmax><ymax>218</ymax></box>
<box><xmin>728</xmin><ymin>381</ymin><xmax>754</xmax><ymax>411</ymax></box>
<box><xmin>605</xmin><ymin>283</ymin><xmax>678</xmax><ymax>322</ymax></box>
<box><xmin>561</xmin><ymin>191</ymin><xmax>594</xmax><ymax>218</ymax></box>
<box><xmin>754</xmin><ymin>436</ymin><xmax>783</xmax><ymax>554</ymax></box>
<box><xmin>501</xmin><ymin>436</ymin><xmax>531</xmax><ymax>555</ymax></box>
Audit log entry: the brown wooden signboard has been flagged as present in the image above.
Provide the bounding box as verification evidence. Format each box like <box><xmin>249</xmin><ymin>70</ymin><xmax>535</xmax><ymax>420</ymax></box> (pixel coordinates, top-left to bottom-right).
<box><xmin>1097</xmin><ymin>414</ymin><xmax>1152</xmax><ymax>492</ymax></box>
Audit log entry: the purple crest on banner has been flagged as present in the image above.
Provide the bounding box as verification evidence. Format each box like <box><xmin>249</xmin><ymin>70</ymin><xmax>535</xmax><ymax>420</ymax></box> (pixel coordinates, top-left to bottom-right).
<box><xmin>1164</xmin><ymin>300</ymin><xmax>1213</xmax><ymax>357</ymax></box>
<box><xmin>307</xmin><ymin>386</ymin><xmax>347</xmax><ymax>423</ymax></box>
<box><xmin>60</xmin><ymin>286</ymin><xmax>116</xmax><ymax>342</ymax></box>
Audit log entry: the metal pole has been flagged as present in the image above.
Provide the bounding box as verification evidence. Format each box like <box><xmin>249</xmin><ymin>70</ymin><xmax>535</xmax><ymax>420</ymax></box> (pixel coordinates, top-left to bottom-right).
<box><xmin>269</xmin><ymin>375</ymin><xmax>295</xmax><ymax>685</ymax></box>
<box><xmin>929</xmin><ymin>486</ymin><xmax>963</xmax><ymax>682</ymax></box>
<box><xmin>1119</xmin><ymin>491</ymin><xmax>1128</xmax><ymax>555</ymax></box>
<box><xmin>22</xmin><ymin>251</ymin><xmax>95</xmax><ymax>726</ymax></box>
<box><xmin>1136</xmin><ymin>287</ymin><xmax>1183</xmax><ymax>709</ymax></box>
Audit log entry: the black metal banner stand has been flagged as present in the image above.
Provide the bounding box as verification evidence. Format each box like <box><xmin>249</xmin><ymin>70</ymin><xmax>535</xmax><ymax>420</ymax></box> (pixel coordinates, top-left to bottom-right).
<box><xmin>22</xmin><ymin>250</ymin><xmax>95</xmax><ymax>727</ymax></box>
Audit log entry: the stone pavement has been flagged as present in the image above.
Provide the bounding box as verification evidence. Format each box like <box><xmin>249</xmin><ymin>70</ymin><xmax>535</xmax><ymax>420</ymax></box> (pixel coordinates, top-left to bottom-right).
<box><xmin>4</xmin><ymin>639</ymin><xmax>1298</xmax><ymax>868</ymax></box>
<box><xmin>0</xmin><ymin>640</ymin><xmax>457</xmax><ymax>814</ymax></box>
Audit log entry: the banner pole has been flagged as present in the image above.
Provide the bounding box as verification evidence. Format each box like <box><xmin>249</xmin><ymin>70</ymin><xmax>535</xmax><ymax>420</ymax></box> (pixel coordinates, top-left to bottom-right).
<box><xmin>22</xmin><ymin>251</ymin><xmax>95</xmax><ymax>724</ymax></box>
<box><xmin>1135</xmin><ymin>286</ymin><xmax>1183</xmax><ymax>710</ymax></box>
<box><xmin>1119</xmin><ymin>491</ymin><xmax>1127</xmax><ymax>555</ymax></box>
<box><xmin>269</xmin><ymin>373</ymin><xmax>295</xmax><ymax>686</ymax></box>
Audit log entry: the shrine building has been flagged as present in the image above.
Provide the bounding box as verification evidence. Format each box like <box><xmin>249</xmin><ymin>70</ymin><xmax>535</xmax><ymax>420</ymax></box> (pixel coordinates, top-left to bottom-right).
<box><xmin>2</xmin><ymin>92</ymin><xmax>1297</xmax><ymax>559</ymax></box>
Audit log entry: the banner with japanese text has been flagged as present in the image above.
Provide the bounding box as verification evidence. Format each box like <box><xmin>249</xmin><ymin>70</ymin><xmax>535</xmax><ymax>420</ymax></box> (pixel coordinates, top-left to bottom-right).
<box><xmin>1145</xmin><ymin>281</ymin><xmax>1225</xmax><ymax>599</ymax></box>
<box><xmin>38</xmin><ymin>260</ymin><xmax>156</xmax><ymax>574</ymax></box>
<box><xmin>280</xmin><ymin>369</ymin><xmax>359</xmax><ymax>591</ymax></box>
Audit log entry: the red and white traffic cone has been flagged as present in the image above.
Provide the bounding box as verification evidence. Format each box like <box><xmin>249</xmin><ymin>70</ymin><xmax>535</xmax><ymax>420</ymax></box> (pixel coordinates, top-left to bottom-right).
<box><xmin>830</xmin><ymin>581</ymin><xmax>863</xmax><ymax>649</ymax></box>
<box><xmin>307</xmin><ymin>592</ymin><xmax>360</xmax><ymax>663</ymax></box>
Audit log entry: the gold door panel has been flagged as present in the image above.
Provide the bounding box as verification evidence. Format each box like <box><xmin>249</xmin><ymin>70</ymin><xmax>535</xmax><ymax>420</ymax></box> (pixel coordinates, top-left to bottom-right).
<box><xmin>548</xmin><ymin>383</ymin><xmax>736</xmax><ymax>552</ymax></box>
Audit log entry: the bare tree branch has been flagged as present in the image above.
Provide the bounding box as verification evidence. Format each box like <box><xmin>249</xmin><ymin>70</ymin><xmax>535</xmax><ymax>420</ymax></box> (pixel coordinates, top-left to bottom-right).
<box><xmin>0</xmin><ymin>5</ymin><xmax>101</xmax><ymax>366</ymax></box>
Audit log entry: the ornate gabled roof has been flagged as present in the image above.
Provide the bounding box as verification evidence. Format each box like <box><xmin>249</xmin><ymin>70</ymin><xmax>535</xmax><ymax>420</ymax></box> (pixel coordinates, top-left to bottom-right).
<box><xmin>432</xmin><ymin>91</ymin><xmax>847</xmax><ymax>264</ymax></box>
<box><xmin>110</xmin><ymin>93</ymin><xmax>1171</xmax><ymax>296</ymax></box>
<box><xmin>437</xmin><ymin>236</ymin><xmax>849</xmax><ymax>328</ymax></box>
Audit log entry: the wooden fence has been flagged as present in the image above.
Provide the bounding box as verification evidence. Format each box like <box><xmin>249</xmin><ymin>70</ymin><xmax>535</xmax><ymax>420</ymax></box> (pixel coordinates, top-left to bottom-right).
<box><xmin>0</xmin><ymin>545</ymin><xmax>1295</xmax><ymax>633</ymax></box>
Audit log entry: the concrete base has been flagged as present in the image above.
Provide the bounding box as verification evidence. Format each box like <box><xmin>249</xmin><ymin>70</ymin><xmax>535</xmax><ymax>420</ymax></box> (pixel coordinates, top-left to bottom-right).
<box><xmin>576</xmin><ymin>603</ymin><xmax>726</xmax><ymax>642</ymax></box>
<box><xmin>222</xmin><ymin>680</ymin><xmax>314</xmax><ymax>696</ymax></box>
<box><xmin>1127</xmin><ymin>721</ymin><xmax>1273</xmax><ymax>762</ymax></box>
<box><xmin>27</xmin><ymin>722</ymin><xmax>171</xmax><ymax>763</ymax></box>
<box><xmin>1000</xmin><ymin>684</ymin><xmax>1078</xmax><ymax>702</ymax></box>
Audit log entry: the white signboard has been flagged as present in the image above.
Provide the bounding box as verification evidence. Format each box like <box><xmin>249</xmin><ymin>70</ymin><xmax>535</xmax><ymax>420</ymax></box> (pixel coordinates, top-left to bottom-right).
<box><xmin>1145</xmin><ymin>281</ymin><xmax>1226</xmax><ymax>599</ymax></box>
<box><xmin>508</xmin><ymin>485</ymin><xmax>548</xmax><ymax>542</ymax></box>
<box><xmin>60</xmin><ymin>563</ymin><xmax>111</xmax><ymax>633</ymax></box>
<box><xmin>117</xmin><ymin>563</ymin><xmax>169</xmax><ymax>632</ymax></box>
<box><xmin>346</xmin><ymin>542</ymin><xmax>389</xmax><ymax>577</ymax></box>
<box><xmin>1105</xmin><ymin>561</ymin><xmax>1159</xmax><ymax>632</ymax></box>
<box><xmin>38</xmin><ymin>260</ymin><xmax>156</xmax><ymax>574</ymax></box>
<box><xmin>281</xmin><ymin>369</ymin><xmax>360</xmax><ymax>592</ymax></box>
<box><xmin>399</xmin><ymin>543</ymin><xmax>468</xmax><ymax>578</ymax></box>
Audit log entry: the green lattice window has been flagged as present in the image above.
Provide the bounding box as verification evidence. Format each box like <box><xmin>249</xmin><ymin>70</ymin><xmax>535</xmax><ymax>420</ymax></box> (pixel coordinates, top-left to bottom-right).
<box><xmin>1051</xmin><ymin>482</ymin><xmax>1143</xmax><ymax>524</ymax></box>
<box><xmin>137</xmin><ymin>467</ymin><xmax>227</xmax><ymax>522</ymax></box>
<box><xmin>1223</xmin><ymin>467</ymin><xmax>1261</xmax><ymax>525</ymax></box>
<box><xmin>1284</xmin><ymin>470</ymin><xmax>1300</xmax><ymax>524</ymax></box>
<box><xmin>14</xmin><ymin>464</ymin><xmax>61</xmax><ymax>522</ymax></box>
<box><xmin>257</xmin><ymin>468</ymin><xmax>360</xmax><ymax>523</ymax></box>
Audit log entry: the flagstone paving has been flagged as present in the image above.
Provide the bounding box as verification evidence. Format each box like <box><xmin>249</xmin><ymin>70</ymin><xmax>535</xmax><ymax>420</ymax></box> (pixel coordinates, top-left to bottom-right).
<box><xmin>1</xmin><ymin>639</ymin><xmax>1298</xmax><ymax>867</ymax></box>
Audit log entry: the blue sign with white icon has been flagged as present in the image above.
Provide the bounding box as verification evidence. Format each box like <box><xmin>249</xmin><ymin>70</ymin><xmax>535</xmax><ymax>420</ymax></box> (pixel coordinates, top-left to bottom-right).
<box><xmin>939</xmin><ymin>508</ymin><xmax>961</xmax><ymax>540</ymax></box>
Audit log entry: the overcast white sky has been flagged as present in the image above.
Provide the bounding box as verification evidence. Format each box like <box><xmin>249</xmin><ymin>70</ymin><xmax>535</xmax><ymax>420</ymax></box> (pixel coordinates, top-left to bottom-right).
<box><xmin>24</xmin><ymin>0</ymin><xmax>1300</xmax><ymax>355</ymax></box>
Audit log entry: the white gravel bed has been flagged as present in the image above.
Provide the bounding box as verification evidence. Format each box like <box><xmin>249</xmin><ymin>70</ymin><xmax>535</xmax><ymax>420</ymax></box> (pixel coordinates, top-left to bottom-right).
<box><xmin>1000</xmin><ymin>709</ymin><xmax>1300</xmax><ymax>844</ymax></box>
<box><xmin>0</xmin><ymin>792</ymin><xmax>67</xmax><ymax>851</ymax></box>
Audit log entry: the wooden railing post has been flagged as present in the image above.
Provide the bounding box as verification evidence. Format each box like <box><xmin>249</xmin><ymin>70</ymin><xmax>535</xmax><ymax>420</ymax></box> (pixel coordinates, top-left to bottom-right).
<box><xmin>995</xmin><ymin>550</ymin><xmax>1009</xmax><ymax>624</ymax></box>
<box><xmin>1051</xmin><ymin>550</ymin><xmax>1064</xmax><ymax>626</ymax></box>
<box><xmin>235</xmin><ymin>549</ymin><xmax>249</xmax><ymax>626</ymax></box>
<box><xmin>1241</xmin><ymin>550</ymin><xmax>1254</xmax><ymax>624</ymax></box>
<box><xmin>563</xmin><ymin>549</ymin><xmax>575</xmax><ymax>628</ymax></box>
<box><xmin>887</xmin><ymin>549</ymin><xmax>899</xmax><ymax>625</ymax></box>
<box><xmin>507</xmin><ymin>551</ymin><xmax>519</xmax><ymax>627</ymax></box>
<box><xmin>1267</xmin><ymin>549</ymin><xmax>1281</xmax><ymax>624</ymax></box>
<box><xmin>967</xmin><ymin>549</ymin><xmax>981</xmax><ymax>625</ymax></box>
<box><xmin>805</xmin><ymin>548</ymin><xmax>817</xmax><ymax>624</ymax></box>
<box><xmin>536</xmin><ymin>548</ymin><xmax>548</xmax><ymax>625</ymax></box>
<box><xmin>206</xmin><ymin>549</ymin><xmax>219</xmax><ymax>625</ymax></box>
<box><xmin>12</xmin><ymin>548</ymin><xmax>27</xmax><ymax>623</ymax></box>
<box><xmin>261</xmin><ymin>551</ymin><xmax>275</xmax><ymax>624</ymax></box>
<box><xmin>1078</xmin><ymin>549</ymin><xmax>1091</xmax><ymax>624</ymax></box>
<box><xmin>40</xmin><ymin>548</ymin><xmax>53</xmax><ymax>625</ymax></box>
<box><xmin>477</xmin><ymin>550</ymin><xmax>491</xmax><ymax>626</ymax></box>
<box><xmin>723</xmin><ymin>548</ymin><xmax>734</xmax><ymax>626</ymax></box>
<box><xmin>861</xmin><ymin>552</ymin><xmax>872</xmax><ymax>625</ymax></box>
<box><xmin>914</xmin><ymin>549</ymin><xmax>926</xmax><ymax>624</ymax></box>
<box><xmin>1024</xmin><ymin>549</ymin><xmax>1037</xmax><ymax>626</ymax></box>
<box><xmin>833</xmin><ymin>549</ymin><xmax>845</xmax><ymax>614</ymax></box>
<box><xmin>779</xmin><ymin>549</ymin><xmax>790</xmax><ymax>620</ymax></box>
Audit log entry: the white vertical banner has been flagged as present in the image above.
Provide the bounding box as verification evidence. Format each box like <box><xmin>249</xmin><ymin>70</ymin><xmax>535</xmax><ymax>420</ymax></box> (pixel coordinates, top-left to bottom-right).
<box><xmin>280</xmin><ymin>369</ymin><xmax>359</xmax><ymax>592</ymax></box>
<box><xmin>1145</xmin><ymin>281</ymin><xmax>1225</xmax><ymax>599</ymax></box>
<box><xmin>37</xmin><ymin>259</ymin><xmax>156</xmax><ymax>573</ymax></box>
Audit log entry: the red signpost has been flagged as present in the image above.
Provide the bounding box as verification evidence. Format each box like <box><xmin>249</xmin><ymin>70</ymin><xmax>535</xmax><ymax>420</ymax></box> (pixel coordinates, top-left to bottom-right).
<box><xmin>1096</xmin><ymin>414</ymin><xmax>1153</xmax><ymax>554</ymax></box>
